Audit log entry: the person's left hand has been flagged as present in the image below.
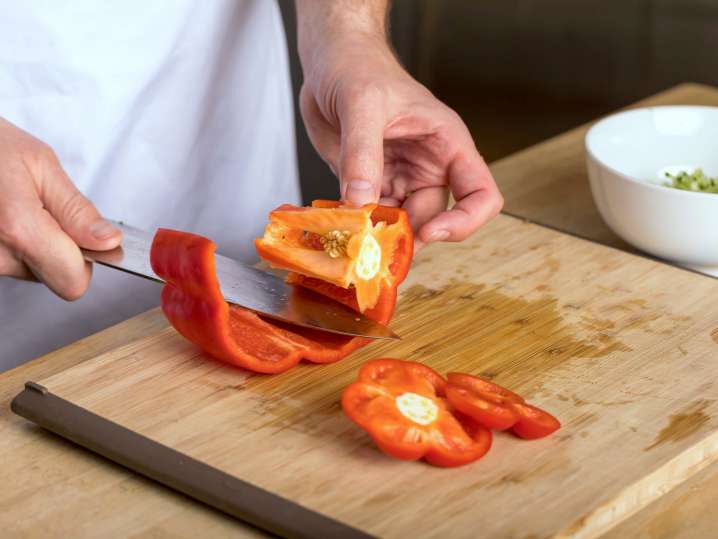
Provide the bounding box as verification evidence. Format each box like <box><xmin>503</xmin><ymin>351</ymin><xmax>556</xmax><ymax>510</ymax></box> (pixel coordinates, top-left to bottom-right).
<box><xmin>299</xmin><ymin>35</ymin><xmax>503</xmax><ymax>250</ymax></box>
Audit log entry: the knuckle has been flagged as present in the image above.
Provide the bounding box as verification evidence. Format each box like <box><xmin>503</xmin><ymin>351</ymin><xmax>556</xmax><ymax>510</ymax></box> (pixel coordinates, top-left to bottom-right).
<box><xmin>0</xmin><ymin>123</ymin><xmax>61</xmax><ymax>175</ymax></box>
<box><xmin>446</xmin><ymin>106</ymin><xmax>464</xmax><ymax>126</ymax></box>
<box><xmin>0</xmin><ymin>207</ymin><xmax>30</xmax><ymax>251</ymax></box>
<box><xmin>22</xmin><ymin>139</ymin><xmax>58</xmax><ymax>166</ymax></box>
<box><xmin>60</xmin><ymin>189</ymin><xmax>93</xmax><ymax>225</ymax></box>
<box><xmin>22</xmin><ymin>141</ymin><xmax>70</xmax><ymax>188</ymax></box>
<box><xmin>16</xmin><ymin>139</ymin><xmax>64</xmax><ymax>182</ymax></box>
<box><xmin>432</xmin><ymin>101</ymin><xmax>462</xmax><ymax>128</ymax></box>
<box><xmin>37</xmin><ymin>141</ymin><xmax>58</xmax><ymax>163</ymax></box>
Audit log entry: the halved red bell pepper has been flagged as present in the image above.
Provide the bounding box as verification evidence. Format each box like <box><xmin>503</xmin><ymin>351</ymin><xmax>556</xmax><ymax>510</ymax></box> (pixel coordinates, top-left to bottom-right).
<box><xmin>342</xmin><ymin>359</ymin><xmax>492</xmax><ymax>467</ymax></box>
<box><xmin>445</xmin><ymin>373</ymin><xmax>561</xmax><ymax>439</ymax></box>
<box><xmin>256</xmin><ymin>200</ymin><xmax>412</xmax><ymax>313</ymax></box>
<box><xmin>150</xmin><ymin>201</ymin><xmax>412</xmax><ymax>374</ymax></box>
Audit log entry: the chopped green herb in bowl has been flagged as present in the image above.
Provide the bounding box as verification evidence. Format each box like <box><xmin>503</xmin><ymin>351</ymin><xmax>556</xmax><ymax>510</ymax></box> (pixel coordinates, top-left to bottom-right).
<box><xmin>664</xmin><ymin>168</ymin><xmax>718</xmax><ymax>194</ymax></box>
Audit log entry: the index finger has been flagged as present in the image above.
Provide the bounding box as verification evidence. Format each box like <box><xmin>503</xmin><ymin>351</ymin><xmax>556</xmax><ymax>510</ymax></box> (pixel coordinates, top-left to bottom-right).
<box><xmin>337</xmin><ymin>89</ymin><xmax>387</xmax><ymax>207</ymax></box>
<box><xmin>418</xmin><ymin>149</ymin><xmax>503</xmax><ymax>244</ymax></box>
<box><xmin>2</xmin><ymin>205</ymin><xmax>91</xmax><ymax>300</ymax></box>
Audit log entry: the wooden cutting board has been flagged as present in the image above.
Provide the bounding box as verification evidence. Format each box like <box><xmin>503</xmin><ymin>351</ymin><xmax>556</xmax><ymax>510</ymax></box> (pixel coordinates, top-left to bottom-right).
<box><xmin>17</xmin><ymin>214</ymin><xmax>718</xmax><ymax>539</ymax></box>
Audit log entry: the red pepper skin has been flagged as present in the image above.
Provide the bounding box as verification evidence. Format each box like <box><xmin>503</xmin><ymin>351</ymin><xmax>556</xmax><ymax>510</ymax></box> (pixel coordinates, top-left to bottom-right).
<box><xmin>444</xmin><ymin>373</ymin><xmax>523</xmax><ymax>431</ymax></box>
<box><xmin>342</xmin><ymin>359</ymin><xmax>492</xmax><ymax>467</ymax></box>
<box><xmin>255</xmin><ymin>200</ymin><xmax>412</xmax><ymax>313</ymax></box>
<box><xmin>151</xmin><ymin>229</ymin><xmax>300</xmax><ymax>372</ymax></box>
<box><xmin>284</xmin><ymin>199</ymin><xmax>413</xmax><ymax>284</ymax></box>
<box><xmin>510</xmin><ymin>403</ymin><xmax>562</xmax><ymax>440</ymax></box>
<box><xmin>258</xmin><ymin>200</ymin><xmax>413</xmax><ymax>309</ymax></box>
<box><xmin>445</xmin><ymin>373</ymin><xmax>561</xmax><ymax>439</ymax></box>
<box><xmin>358</xmin><ymin>201</ymin><xmax>413</xmax><ymax>283</ymax></box>
<box><xmin>150</xmin><ymin>202</ymin><xmax>412</xmax><ymax>374</ymax></box>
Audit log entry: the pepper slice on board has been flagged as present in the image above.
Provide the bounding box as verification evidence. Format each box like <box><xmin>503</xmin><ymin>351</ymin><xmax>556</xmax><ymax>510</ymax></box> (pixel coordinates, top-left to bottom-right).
<box><xmin>256</xmin><ymin>200</ymin><xmax>412</xmax><ymax>313</ymax></box>
<box><xmin>510</xmin><ymin>402</ymin><xmax>562</xmax><ymax>440</ymax></box>
<box><xmin>150</xmin><ymin>201</ymin><xmax>412</xmax><ymax>374</ymax></box>
<box><xmin>445</xmin><ymin>373</ymin><xmax>561</xmax><ymax>439</ymax></box>
<box><xmin>342</xmin><ymin>359</ymin><xmax>493</xmax><ymax>467</ymax></box>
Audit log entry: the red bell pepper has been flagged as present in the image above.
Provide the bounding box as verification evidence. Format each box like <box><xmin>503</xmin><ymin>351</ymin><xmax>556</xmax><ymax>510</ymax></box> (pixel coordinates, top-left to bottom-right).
<box><xmin>150</xmin><ymin>201</ymin><xmax>412</xmax><ymax>374</ymax></box>
<box><xmin>445</xmin><ymin>373</ymin><xmax>561</xmax><ymax>439</ymax></box>
<box><xmin>509</xmin><ymin>402</ymin><xmax>563</xmax><ymax>440</ymax></box>
<box><xmin>342</xmin><ymin>359</ymin><xmax>492</xmax><ymax>467</ymax></box>
<box><xmin>256</xmin><ymin>200</ymin><xmax>412</xmax><ymax>313</ymax></box>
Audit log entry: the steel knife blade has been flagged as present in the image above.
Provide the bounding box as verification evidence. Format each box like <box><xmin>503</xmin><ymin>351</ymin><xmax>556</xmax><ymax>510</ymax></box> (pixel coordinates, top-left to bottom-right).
<box><xmin>81</xmin><ymin>221</ymin><xmax>399</xmax><ymax>340</ymax></box>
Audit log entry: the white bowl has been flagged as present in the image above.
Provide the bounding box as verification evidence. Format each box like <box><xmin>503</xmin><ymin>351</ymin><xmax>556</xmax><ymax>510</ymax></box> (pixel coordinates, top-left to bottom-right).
<box><xmin>586</xmin><ymin>106</ymin><xmax>718</xmax><ymax>277</ymax></box>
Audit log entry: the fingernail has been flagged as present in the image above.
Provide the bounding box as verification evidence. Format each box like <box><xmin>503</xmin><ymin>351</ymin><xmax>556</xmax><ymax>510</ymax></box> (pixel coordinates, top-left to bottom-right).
<box><xmin>345</xmin><ymin>180</ymin><xmax>375</xmax><ymax>206</ymax></box>
<box><xmin>427</xmin><ymin>230</ymin><xmax>450</xmax><ymax>243</ymax></box>
<box><xmin>90</xmin><ymin>219</ymin><xmax>119</xmax><ymax>240</ymax></box>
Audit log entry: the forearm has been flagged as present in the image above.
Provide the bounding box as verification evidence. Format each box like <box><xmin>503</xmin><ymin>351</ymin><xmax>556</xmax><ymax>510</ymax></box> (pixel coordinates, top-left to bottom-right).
<box><xmin>295</xmin><ymin>0</ymin><xmax>391</xmax><ymax>76</ymax></box>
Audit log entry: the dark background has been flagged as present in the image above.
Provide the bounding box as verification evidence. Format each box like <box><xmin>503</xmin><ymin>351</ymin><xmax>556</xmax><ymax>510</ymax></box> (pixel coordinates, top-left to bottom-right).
<box><xmin>280</xmin><ymin>0</ymin><xmax>716</xmax><ymax>203</ymax></box>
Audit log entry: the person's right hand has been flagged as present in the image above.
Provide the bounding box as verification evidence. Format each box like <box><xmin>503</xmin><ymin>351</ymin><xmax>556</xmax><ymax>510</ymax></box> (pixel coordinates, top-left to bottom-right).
<box><xmin>0</xmin><ymin>117</ymin><xmax>121</xmax><ymax>300</ymax></box>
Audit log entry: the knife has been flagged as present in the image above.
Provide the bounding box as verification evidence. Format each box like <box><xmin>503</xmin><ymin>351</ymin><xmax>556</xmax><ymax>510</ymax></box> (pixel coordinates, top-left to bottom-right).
<box><xmin>81</xmin><ymin>221</ymin><xmax>399</xmax><ymax>340</ymax></box>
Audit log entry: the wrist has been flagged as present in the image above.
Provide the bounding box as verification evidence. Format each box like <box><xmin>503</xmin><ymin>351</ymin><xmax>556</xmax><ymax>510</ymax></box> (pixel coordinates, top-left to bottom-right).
<box><xmin>296</xmin><ymin>0</ymin><xmax>390</xmax><ymax>79</ymax></box>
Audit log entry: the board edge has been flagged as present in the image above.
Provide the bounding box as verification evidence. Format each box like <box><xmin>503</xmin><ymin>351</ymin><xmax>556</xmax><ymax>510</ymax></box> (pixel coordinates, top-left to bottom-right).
<box><xmin>10</xmin><ymin>382</ymin><xmax>374</xmax><ymax>539</ymax></box>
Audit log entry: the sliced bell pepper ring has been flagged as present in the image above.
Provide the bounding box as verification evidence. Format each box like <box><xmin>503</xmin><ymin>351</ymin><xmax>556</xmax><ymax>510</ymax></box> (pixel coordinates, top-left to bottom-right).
<box><xmin>150</xmin><ymin>201</ymin><xmax>412</xmax><ymax>374</ymax></box>
<box><xmin>342</xmin><ymin>359</ymin><xmax>492</xmax><ymax>467</ymax></box>
<box><xmin>445</xmin><ymin>373</ymin><xmax>561</xmax><ymax>439</ymax></box>
<box><xmin>256</xmin><ymin>200</ymin><xmax>412</xmax><ymax>313</ymax></box>
<box><xmin>509</xmin><ymin>402</ymin><xmax>562</xmax><ymax>440</ymax></box>
<box><xmin>444</xmin><ymin>373</ymin><xmax>523</xmax><ymax>431</ymax></box>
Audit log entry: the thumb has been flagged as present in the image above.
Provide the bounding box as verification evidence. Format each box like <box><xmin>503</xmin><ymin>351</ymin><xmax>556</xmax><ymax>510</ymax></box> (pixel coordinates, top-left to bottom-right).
<box><xmin>338</xmin><ymin>99</ymin><xmax>385</xmax><ymax>207</ymax></box>
<box><xmin>38</xmin><ymin>152</ymin><xmax>122</xmax><ymax>251</ymax></box>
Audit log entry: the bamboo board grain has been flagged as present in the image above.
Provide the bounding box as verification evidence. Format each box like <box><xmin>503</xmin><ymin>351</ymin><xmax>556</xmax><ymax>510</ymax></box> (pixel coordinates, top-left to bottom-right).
<box><xmin>28</xmin><ymin>214</ymin><xmax>718</xmax><ymax>539</ymax></box>
<box><xmin>491</xmin><ymin>81</ymin><xmax>718</xmax><ymax>537</ymax></box>
<box><xmin>0</xmin><ymin>311</ymin><xmax>261</xmax><ymax>538</ymax></box>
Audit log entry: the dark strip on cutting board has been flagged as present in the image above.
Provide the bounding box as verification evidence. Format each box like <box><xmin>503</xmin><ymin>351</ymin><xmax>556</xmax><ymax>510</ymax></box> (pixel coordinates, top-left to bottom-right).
<box><xmin>11</xmin><ymin>382</ymin><xmax>374</xmax><ymax>539</ymax></box>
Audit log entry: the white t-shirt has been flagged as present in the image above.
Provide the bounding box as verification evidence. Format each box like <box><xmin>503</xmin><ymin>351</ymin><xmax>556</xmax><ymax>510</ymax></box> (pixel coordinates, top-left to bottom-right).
<box><xmin>0</xmin><ymin>0</ymin><xmax>300</xmax><ymax>371</ymax></box>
